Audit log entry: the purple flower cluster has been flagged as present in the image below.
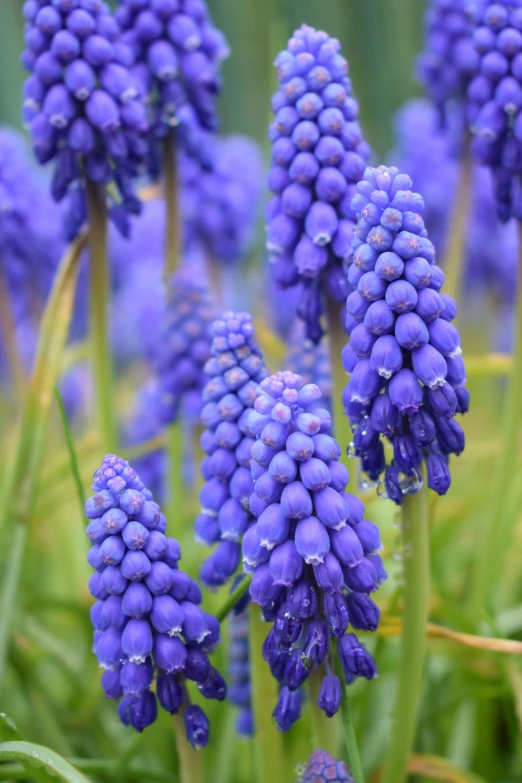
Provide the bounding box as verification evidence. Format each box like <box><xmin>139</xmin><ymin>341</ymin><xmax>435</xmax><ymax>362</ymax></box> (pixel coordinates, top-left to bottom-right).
<box><xmin>196</xmin><ymin>312</ymin><xmax>268</xmax><ymax>587</ymax></box>
<box><xmin>181</xmin><ymin>134</ymin><xmax>264</xmax><ymax>264</ymax></box>
<box><xmin>243</xmin><ymin>370</ymin><xmax>385</xmax><ymax>731</ymax></box>
<box><xmin>286</xmin><ymin>321</ymin><xmax>332</xmax><ymax>413</ymax></box>
<box><xmin>124</xmin><ymin>379</ymin><xmax>166</xmax><ymax>502</ymax></box>
<box><xmin>115</xmin><ymin>0</ymin><xmax>228</xmax><ymax>155</ymax></box>
<box><xmin>156</xmin><ymin>267</ymin><xmax>216</xmax><ymax>425</ymax></box>
<box><xmin>228</xmin><ymin>600</ymin><xmax>253</xmax><ymax>736</ymax></box>
<box><xmin>417</xmin><ymin>0</ymin><xmax>482</xmax><ymax>122</ymax></box>
<box><xmin>468</xmin><ymin>0</ymin><xmax>522</xmax><ymax>220</ymax></box>
<box><xmin>87</xmin><ymin>454</ymin><xmax>225</xmax><ymax>744</ymax></box>
<box><xmin>21</xmin><ymin>0</ymin><xmax>148</xmax><ymax>238</ymax></box>
<box><xmin>343</xmin><ymin>165</ymin><xmax>468</xmax><ymax>501</ymax></box>
<box><xmin>267</xmin><ymin>24</ymin><xmax>370</xmax><ymax>343</ymax></box>
<box><xmin>299</xmin><ymin>750</ymin><xmax>353</xmax><ymax>783</ymax></box>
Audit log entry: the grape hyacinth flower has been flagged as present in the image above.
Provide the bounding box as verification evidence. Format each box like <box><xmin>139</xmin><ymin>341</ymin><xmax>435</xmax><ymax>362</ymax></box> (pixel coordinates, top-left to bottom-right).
<box><xmin>115</xmin><ymin>0</ymin><xmax>228</xmax><ymax>155</ymax></box>
<box><xmin>156</xmin><ymin>266</ymin><xmax>216</xmax><ymax>425</ymax></box>
<box><xmin>21</xmin><ymin>0</ymin><xmax>148</xmax><ymax>237</ymax></box>
<box><xmin>468</xmin><ymin>0</ymin><xmax>522</xmax><ymax>220</ymax></box>
<box><xmin>344</xmin><ymin>165</ymin><xmax>468</xmax><ymax>500</ymax></box>
<box><xmin>244</xmin><ymin>370</ymin><xmax>385</xmax><ymax>731</ymax></box>
<box><xmin>86</xmin><ymin>454</ymin><xmax>225</xmax><ymax>743</ymax></box>
<box><xmin>267</xmin><ymin>24</ymin><xmax>370</xmax><ymax>342</ymax></box>
<box><xmin>228</xmin><ymin>597</ymin><xmax>253</xmax><ymax>736</ymax></box>
<box><xmin>196</xmin><ymin>312</ymin><xmax>268</xmax><ymax>588</ymax></box>
<box><xmin>299</xmin><ymin>750</ymin><xmax>353</xmax><ymax>783</ymax></box>
<box><xmin>286</xmin><ymin>321</ymin><xmax>332</xmax><ymax>413</ymax></box>
<box><xmin>181</xmin><ymin>134</ymin><xmax>264</xmax><ymax>265</ymax></box>
<box><xmin>417</xmin><ymin>0</ymin><xmax>482</xmax><ymax>123</ymax></box>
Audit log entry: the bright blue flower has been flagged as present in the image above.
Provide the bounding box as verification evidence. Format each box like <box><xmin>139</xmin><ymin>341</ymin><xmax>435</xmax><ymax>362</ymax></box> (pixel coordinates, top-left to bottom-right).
<box><xmin>86</xmin><ymin>453</ymin><xmax>225</xmax><ymax>743</ymax></box>
<box><xmin>243</xmin><ymin>370</ymin><xmax>385</xmax><ymax>729</ymax></box>
<box><xmin>300</xmin><ymin>749</ymin><xmax>353</xmax><ymax>783</ymax></box>
<box><xmin>344</xmin><ymin>165</ymin><xmax>468</xmax><ymax>501</ymax></box>
<box><xmin>267</xmin><ymin>24</ymin><xmax>370</xmax><ymax>342</ymax></box>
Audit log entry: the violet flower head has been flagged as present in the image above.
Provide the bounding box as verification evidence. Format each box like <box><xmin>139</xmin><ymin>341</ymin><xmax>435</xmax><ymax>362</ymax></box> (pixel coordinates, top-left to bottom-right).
<box><xmin>196</xmin><ymin>312</ymin><xmax>268</xmax><ymax>588</ymax></box>
<box><xmin>21</xmin><ymin>0</ymin><xmax>149</xmax><ymax>238</ymax></box>
<box><xmin>228</xmin><ymin>599</ymin><xmax>253</xmax><ymax>736</ymax></box>
<box><xmin>267</xmin><ymin>24</ymin><xmax>370</xmax><ymax>343</ymax></box>
<box><xmin>468</xmin><ymin>0</ymin><xmax>522</xmax><ymax>220</ymax></box>
<box><xmin>417</xmin><ymin>0</ymin><xmax>482</xmax><ymax>122</ymax></box>
<box><xmin>344</xmin><ymin>165</ymin><xmax>468</xmax><ymax>501</ymax></box>
<box><xmin>243</xmin><ymin>370</ymin><xmax>385</xmax><ymax>730</ymax></box>
<box><xmin>115</xmin><ymin>0</ymin><xmax>228</xmax><ymax>156</ymax></box>
<box><xmin>86</xmin><ymin>454</ymin><xmax>225</xmax><ymax>743</ymax></box>
<box><xmin>299</xmin><ymin>750</ymin><xmax>353</xmax><ymax>783</ymax></box>
<box><xmin>156</xmin><ymin>267</ymin><xmax>216</xmax><ymax>425</ymax></box>
<box><xmin>182</xmin><ymin>134</ymin><xmax>264</xmax><ymax>265</ymax></box>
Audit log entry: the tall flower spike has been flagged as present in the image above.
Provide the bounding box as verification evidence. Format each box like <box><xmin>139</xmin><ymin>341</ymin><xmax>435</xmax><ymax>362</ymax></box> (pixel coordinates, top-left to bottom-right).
<box><xmin>86</xmin><ymin>454</ymin><xmax>225</xmax><ymax>743</ymax></box>
<box><xmin>243</xmin><ymin>370</ymin><xmax>386</xmax><ymax>731</ymax></box>
<box><xmin>156</xmin><ymin>267</ymin><xmax>216</xmax><ymax>426</ymax></box>
<box><xmin>417</xmin><ymin>0</ymin><xmax>482</xmax><ymax>122</ymax></box>
<box><xmin>115</xmin><ymin>0</ymin><xmax>228</xmax><ymax>158</ymax></box>
<box><xmin>196</xmin><ymin>312</ymin><xmax>268</xmax><ymax>588</ymax></box>
<box><xmin>21</xmin><ymin>0</ymin><xmax>148</xmax><ymax>238</ymax></box>
<box><xmin>267</xmin><ymin>24</ymin><xmax>370</xmax><ymax>343</ymax></box>
<box><xmin>181</xmin><ymin>135</ymin><xmax>264</xmax><ymax>265</ymax></box>
<box><xmin>299</xmin><ymin>750</ymin><xmax>353</xmax><ymax>783</ymax></box>
<box><xmin>228</xmin><ymin>592</ymin><xmax>254</xmax><ymax>736</ymax></box>
<box><xmin>344</xmin><ymin>164</ymin><xmax>468</xmax><ymax>501</ymax></box>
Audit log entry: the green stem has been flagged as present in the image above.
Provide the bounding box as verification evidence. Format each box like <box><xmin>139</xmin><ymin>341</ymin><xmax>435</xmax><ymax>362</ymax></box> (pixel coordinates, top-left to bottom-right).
<box><xmin>85</xmin><ymin>178</ymin><xmax>117</xmax><ymax>453</ymax></box>
<box><xmin>216</xmin><ymin>575</ymin><xmax>252</xmax><ymax>622</ymax></box>
<box><xmin>469</xmin><ymin>224</ymin><xmax>522</xmax><ymax>618</ymax></box>
<box><xmin>163</xmin><ymin>130</ymin><xmax>180</xmax><ymax>283</ymax></box>
<box><xmin>0</xmin><ymin>524</ymin><xmax>27</xmax><ymax>694</ymax></box>
<box><xmin>0</xmin><ymin>260</ymin><xmax>26</xmax><ymax>399</ymax></box>
<box><xmin>167</xmin><ymin>421</ymin><xmax>184</xmax><ymax>533</ymax></box>
<box><xmin>339</xmin><ymin>685</ymin><xmax>365</xmax><ymax>783</ymax></box>
<box><xmin>172</xmin><ymin>709</ymin><xmax>203</xmax><ymax>783</ymax></box>
<box><xmin>383</xmin><ymin>483</ymin><xmax>430</xmax><ymax>783</ymax></box>
<box><xmin>326</xmin><ymin>298</ymin><xmax>354</xmax><ymax>486</ymax></box>
<box><xmin>442</xmin><ymin>140</ymin><xmax>471</xmax><ymax>307</ymax></box>
<box><xmin>248</xmin><ymin>603</ymin><xmax>284</xmax><ymax>783</ymax></box>
<box><xmin>308</xmin><ymin>666</ymin><xmax>338</xmax><ymax>757</ymax></box>
<box><xmin>54</xmin><ymin>385</ymin><xmax>86</xmax><ymax>512</ymax></box>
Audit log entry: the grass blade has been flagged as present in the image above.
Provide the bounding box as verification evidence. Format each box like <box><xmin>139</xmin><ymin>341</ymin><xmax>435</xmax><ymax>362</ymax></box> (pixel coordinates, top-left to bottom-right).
<box><xmin>54</xmin><ymin>385</ymin><xmax>86</xmax><ymax>511</ymax></box>
<box><xmin>0</xmin><ymin>741</ymin><xmax>93</xmax><ymax>783</ymax></box>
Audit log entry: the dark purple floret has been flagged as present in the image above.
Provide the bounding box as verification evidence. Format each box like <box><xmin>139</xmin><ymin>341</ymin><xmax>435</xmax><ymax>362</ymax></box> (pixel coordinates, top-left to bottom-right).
<box><xmin>196</xmin><ymin>311</ymin><xmax>268</xmax><ymax>588</ymax></box>
<box><xmin>243</xmin><ymin>370</ymin><xmax>385</xmax><ymax>729</ymax></box>
<box><xmin>21</xmin><ymin>0</ymin><xmax>148</xmax><ymax>237</ymax></box>
<box><xmin>267</xmin><ymin>24</ymin><xmax>370</xmax><ymax>342</ymax></box>
<box><xmin>299</xmin><ymin>749</ymin><xmax>353</xmax><ymax>783</ymax></box>
<box><xmin>86</xmin><ymin>453</ymin><xmax>224</xmax><ymax>742</ymax></box>
<box><xmin>343</xmin><ymin>165</ymin><xmax>468</xmax><ymax>501</ymax></box>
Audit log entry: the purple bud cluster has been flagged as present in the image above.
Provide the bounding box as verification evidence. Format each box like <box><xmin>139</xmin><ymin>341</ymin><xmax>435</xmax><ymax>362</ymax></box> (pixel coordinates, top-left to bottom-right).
<box><xmin>267</xmin><ymin>24</ymin><xmax>370</xmax><ymax>343</ymax></box>
<box><xmin>181</xmin><ymin>134</ymin><xmax>264</xmax><ymax>265</ymax></box>
<box><xmin>300</xmin><ymin>750</ymin><xmax>353</xmax><ymax>783</ymax></box>
<box><xmin>286</xmin><ymin>322</ymin><xmax>332</xmax><ymax>413</ymax></box>
<box><xmin>115</xmin><ymin>0</ymin><xmax>228</xmax><ymax>152</ymax></box>
<box><xmin>243</xmin><ymin>370</ymin><xmax>385</xmax><ymax>731</ymax></box>
<box><xmin>343</xmin><ymin>165</ymin><xmax>468</xmax><ymax>501</ymax></box>
<box><xmin>86</xmin><ymin>454</ymin><xmax>225</xmax><ymax>745</ymax></box>
<box><xmin>468</xmin><ymin>0</ymin><xmax>522</xmax><ymax>220</ymax></box>
<box><xmin>156</xmin><ymin>267</ymin><xmax>216</xmax><ymax>425</ymax></box>
<box><xmin>417</xmin><ymin>0</ymin><xmax>482</xmax><ymax>121</ymax></box>
<box><xmin>21</xmin><ymin>0</ymin><xmax>148</xmax><ymax>238</ymax></box>
<box><xmin>228</xmin><ymin>601</ymin><xmax>253</xmax><ymax>736</ymax></box>
<box><xmin>196</xmin><ymin>312</ymin><xmax>268</xmax><ymax>588</ymax></box>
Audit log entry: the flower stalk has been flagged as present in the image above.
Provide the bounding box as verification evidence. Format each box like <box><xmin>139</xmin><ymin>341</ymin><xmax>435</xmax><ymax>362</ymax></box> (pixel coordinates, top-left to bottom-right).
<box><xmin>383</xmin><ymin>481</ymin><xmax>430</xmax><ymax>783</ymax></box>
<box><xmin>326</xmin><ymin>298</ymin><xmax>353</xmax><ymax>483</ymax></box>
<box><xmin>85</xmin><ymin>178</ymin><xmax>117</xmax><ymax>453</ymax></box>
<box><xmin>172</xmin><ymin>710</ymin><xmax>204</xmax><ymax>783</ymax></box>
<box><xmin>0</xmin><ymin>261</ymin><xmax>26</xmax><ymax>399</ymax></box>
<box><xmin>308</xmin><ymin>666</ymin><xmax>339</xmax><ymax>758</ymax></box>
<box><xmin>163</xmin><ymin>131</ymin><xmax>180</xmax><ymax>283</ymax></box>
<box><xmin>442</xmin><ymin>141</ymin><xmax>471</xmax><ymax>308</ymax></box>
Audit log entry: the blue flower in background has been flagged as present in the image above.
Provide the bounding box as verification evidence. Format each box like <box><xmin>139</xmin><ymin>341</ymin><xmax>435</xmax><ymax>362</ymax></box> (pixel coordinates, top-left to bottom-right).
<box><xmin>299</xmin><ymin>749</ymin><xmax>353</xmax><ymax>783</ymax></box>
<box><xmin>228</xmin><ymin>599</ymin><xmax>253</xmax><ymax>736</ymax></box>
<box><xmin>344</xmin><ymin>165</ymin><xmax>468</xmax><ymax>501</ymax></box>
<box><xmin>267</xmin><ymin>24</ymin><xmax>370</xmax><ymax>343</ymax></box>
<box><xmin>86</xmin><ymin>454</ymin><xmax>225</xmax><ymax>743</ymax></box>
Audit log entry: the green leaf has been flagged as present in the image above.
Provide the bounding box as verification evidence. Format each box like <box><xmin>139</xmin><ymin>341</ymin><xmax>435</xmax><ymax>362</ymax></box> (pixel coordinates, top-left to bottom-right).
<box><xmin>0</xmin><ymin>741</ymin><xmax>92</xmax><ymax>783</ymax></box>
<box><xmin>0</xmin><ymin>713</ymin><xmax>21</xmax><ymax>742</ymax></box>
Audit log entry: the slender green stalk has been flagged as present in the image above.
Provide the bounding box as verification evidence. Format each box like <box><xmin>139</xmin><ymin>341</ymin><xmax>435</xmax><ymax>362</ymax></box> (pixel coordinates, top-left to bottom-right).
<box><xmin>339</xmin><ymin>685</ymin><xmax>365</xmax><ymax>783</ymax></box>
<box><xmin>308</xmin><ymin>666</ymin><xmax>338</xmax><ymax>757</ymax></box>
<box><xmin>85</xmin><ymin>178</ymin><xmax>117</xmax><ymax>453</ymax></box>
<box><xmin>172</xmin><ymin>710</ymin><xmax>203</xmax><ymax>783</ymax></box>
<box><xmin>54</xmin><ymin>385</ymin><xmax>86</xmax><ymax>512</ymax></box>
<box><xmin>0</xmin><ymin>260</ymin><xmax>26</xmax><ymax>398</ymax></box>
<box><xmin>0</xmin><ymin>524</ymin><xmax>27</xmax><ymax>694</ymax></box>
<box><xmin>167</xmin><ymin>421</ymin><xmax>184</xmax><ymax>531</ymax></box>
<box><xmin>442</xmin><ymin>141</ymin><xmax>471</xmax><ymax>307</ymax></box>
<box><xmin>383</xmin><ymin>483</ymin><xmax>430</xmax><ymax>783</ymax></box>
<box><xmin>469</xmin><ymin>224</ymin><xmax>522</xmax><ymax>617</ymax></box>
<box><xmin>163</xmin><ymin>130</ymin><xmax>180</xmax><ymax>282</ymax></box>
<box><xmin>326</xmin><ymin>299</ymin><xmax>352</xmax><ymax>474</ymax></box>
<box><xmin>248</xmin><ymin>603</ymin><xmax>284</xmax><ymax>783</ymax></box>
<box><xmin>216</xmin><ymin>575</ymin><xmax>252</xmax><ymax>622</ymax></box>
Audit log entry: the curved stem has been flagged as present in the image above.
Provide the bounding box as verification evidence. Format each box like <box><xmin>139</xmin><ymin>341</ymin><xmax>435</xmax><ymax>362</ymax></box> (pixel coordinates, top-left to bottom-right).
<box><xmin>383</xmin><ymin>483</ymin><xmax>430</xmax><ymax>783</ymax></box>
<box><xmin>326</xmin><ymin>298</ymin><xmax>354</xmax><ymax>488</ymax></box>
<box><xmin>85</xmin><ymin>179</ymin><xmax>117</xmax><ymax>453</ymax></box>
<box><xmin>172</xmin><ymin>710</ymin><xmax>203</xmax><ymax>783</ymax></box>
<box><xmin>163</xmin><ymin>131</ymin><xmax>180</xmax><ymax>283</ymax></box>
<box><xmin>339</xmin><ymin>681</ymin><xmax>365</xmax><ymax>783</ymax></box>
<box><xmin>216</xmin><ymin>575</ymin><xmax>251</xmax><ymax>622</ymax></box>
<box><xmin>308</xmin><ymin>666</ymin><xmax>339</xmax><ymax>757</ymax></box>
<box><xmin>469</xmin><ymin>224</ymin><xmax>522</xmax><ymax>617</ymax></box>
<box><xmin>0</xmin><ymin>261</ymin><xmax>26</xmax><ymax>399</ymax></box>
<box><xmin>248</xmin><ymin>603</ymin><xmax>284</xmax><ymax>783</ymax></box>
<box><xmin>442</xmin><ymin>141</ymin><xmax>472</xmax><ymax>308</ymax></box>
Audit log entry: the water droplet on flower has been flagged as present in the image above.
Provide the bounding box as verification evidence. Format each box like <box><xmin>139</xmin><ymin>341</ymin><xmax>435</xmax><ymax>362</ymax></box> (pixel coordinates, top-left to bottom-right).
<box><xmin>347</xmin><ymin>442</ymin><xmax>356</xmax><ymax>458</ymax></box>
<box><xmin>398</xmin><ymin>469</ymin><xmax>423</xmax><ymax>494</ymax></box>
<box><xmin>377</xmin><ymin>479</ymin><xmax>389</xmax><ymax>499</ymax></box>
